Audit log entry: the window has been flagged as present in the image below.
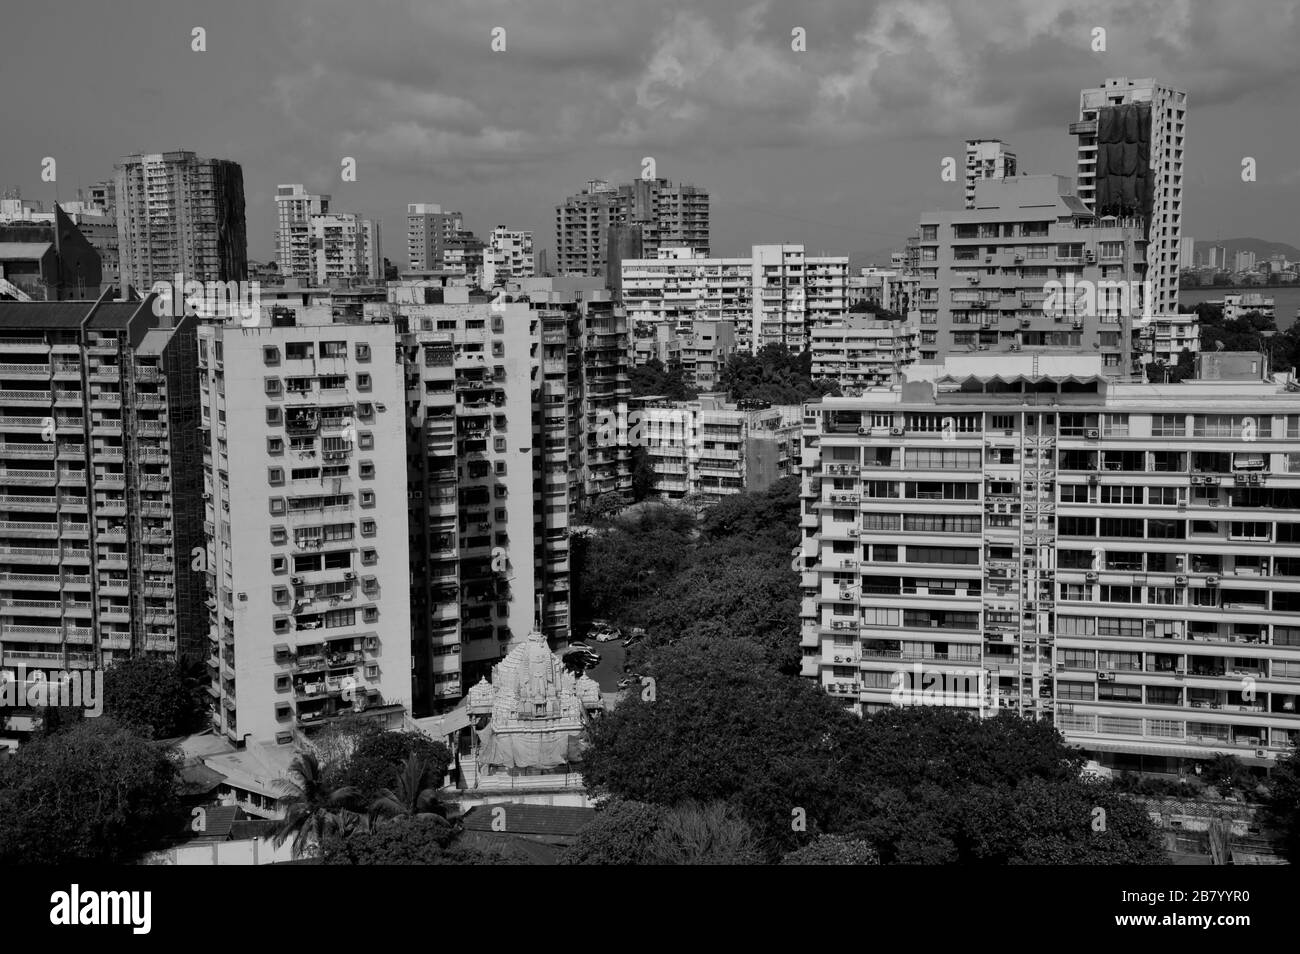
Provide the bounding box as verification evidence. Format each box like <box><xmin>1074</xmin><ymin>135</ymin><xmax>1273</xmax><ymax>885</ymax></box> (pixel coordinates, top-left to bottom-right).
<box><xmin>272</xmin><ymin>586</ymin><xmax>289</xmax><ymax>604</ymax></box>
<box><xmin>359</xmin><ymin>461</ymin><xmax>375</xmax><ymax>479</ymax></box>
<box><xmin>264</xmin><ymin>377</ymin><xmax>281</xmax><ymax>395</ymax></box>
<box><xmin>356</xmin><ymin>373</ymin><xmax>372</xmax><ymax>391</ymax></box>
<box><xmin>355</xmin><ymin>343</ymin><xmax>371</xmax><ymax>361</ymax></box>
<box><xmin>269</xmin><ymin>497</ymin><xmax>285</xmax><ymax>515</ymax></box>
<box><xmin>270</xmin><ymin>526</ymin><xmax>287</xmax><ymax>545</ymax></box>
<box><xmin>267</xmin><ymin>437</ymin><xmax>283</xmax><ymax>455</ymax></box>
<box><xmin>321</xmin><ymin>341</ymin><xmax>347</xmax><ymax>358</ymax></box>
<box><xmin>360</xmin><ymin>519</ymin><xmax>376</xmax><ymax>536</ymax></box>
<box><xmin>361</xmin><ymin>549</ymin><xmax>377</xmax><ymax>565</ymax></box>
<box><xmin>268</xmin><ymin>467</ymin><xmax>284</xmax><ymax>485</ymax></box>
<box><xmin>363</xmin><ymin>607</ymin><xmax>379</xmax><ymax>623</ymax></box>
<box><xmin>271</xmin><ymin>555</ymin><xmax>287</xmax><ymax>573</ymax></box>
<box><xmin>286</xmin><ymin>342</ymin><xmax>313</xmax><ymax>360</ymax></box>
<box><xmin>266</xmin><ymin>407</ymin><xmax>282</xmax><ymax>426</ymax></box>
<box><xmin>263</xmin><ymin>346</ymin><xmax>280</xmax><ymax>365</ymax></box>
<box><xmin>360</xmin><ymin>490</ymin><xmax>375</xmax><ymax>507</ymax></box>
<box><xmin>358</xmin><ymin>431</ymin><xmax>374</xmax><ymax>451</ymax></box>
<box><xmin>273</xmin><ymin>616</ymin><xmax>290</xmax><ymax>634</ymax></box>
<box><xmin>904</xmin><ymin>546</ymin><xmax>979</xmax><ymax>565</ymax></box>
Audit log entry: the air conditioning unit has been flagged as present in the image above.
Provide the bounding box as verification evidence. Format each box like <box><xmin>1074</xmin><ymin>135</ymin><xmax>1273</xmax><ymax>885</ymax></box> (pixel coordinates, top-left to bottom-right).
<box><xmin>344</xmin><ymin>571</ymin><xmax>356</xmax><ymax>580</ymax></box>
<box><xmin>1009</xmin><ymin>344</ymin><xmax>1021</xmax><ymax>352</ymax></box>
<box><xmin>889</xmin><ymin>427</ymin><xmax>904</xmax><ymax>436</ymax></box>
<box><xmin>834</xmin><ymin>656</ymin><xmax>844</xmax><ymax>663</ymax></box>
<box><xmin>375</xmin><ymin>403</ymin><xmax>386</xmax><ymax>412</ymax></box>
<box><xmin>1085</xmin><ymin>428</ymin><xmax>1100</xmax><ymax>439</ymax></box>
<box><xmin>1013</xmin><ymin>254</ymin><xmax>1024</xmax><ymax>263</ymax></box>
<box><xmin>1249</xmin><ymin>473</ymin><xmax>1261</xmax><ymax>484</ymax></box>
<box><xmin>1097</xmin><ymin>672</ymin><xmax>1111</xmax><ymax>681</ymax></box>
<box><xmin>1255</xmin><ymin>748</ymin><xmax>1268</xmax><ymax>758</ymax></box>
<box><xmin>1085</xmin><ymin>571</ymin><xmax>1098</xmax><ymax>582</ymax></box>
<box><xmin>1174</xmin><ymin>668</ymin><xmax>1185</xmax><ymax>676</ymax></box>
<box><xmin>1191</xmin><ymin>475</ymin><xmax>1204</xmax><ymax>485</ymax></box>
<box><xmin>1072</xmin><ymin>321</ymin><xmax>1083</xmax><ymax>330</ymax></box>
<box><xmin>1206</xmin><ymin>576</ymin><xmax>1219</xmax><ymax>586</ymax></box>
<box><xmin>857</xmin><ymin>426</ymin><xmax>869</xmax><ymax>435</ymax></box>
<box><xmin>1084</xmin><ymin>251</ymin><xmax>1096</xmax><ymax>263</ymax></box>
<box><xmin>1175</xmin><ymin>576</ymin><xmax>1188</xmax><ymax>586</ymax></box>
<box><xmin>1205</xmin><ymin>476</ymin><xmax>1220</xmax><ymax>486</ymax></box>
<box><xmin>291</xmin><ymin>576</ymin><xmax>302</xmax><ymax>585</ymax></box>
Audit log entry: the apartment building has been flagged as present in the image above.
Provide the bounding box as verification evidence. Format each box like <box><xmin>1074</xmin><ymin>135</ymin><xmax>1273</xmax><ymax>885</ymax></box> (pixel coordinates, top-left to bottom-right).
<box><xmin>680</xmin><ymin>320</ymin><xmax>737</xmax><ymax>392</ymax></box>
<box><xmin>1073</xmin><ymin>78</ymin><xmax>1186</xmax><ymax>314</ymax></box>
<box><xmin>308</xmin><ymin>213</ymin><xmax>381</xmax><ymax>285</ymax></box>
<box><xmin>1221</xmin><ymin>293</ymin><xmax>1274</xmax><ymax>323</ymax></box>
<box><xmin>115</xmin><ymin>151</ymin><xmax>248</xmax><ymax>292</ymax></box>
<box><xmin>274</xmin><ymin>184</ymin><xmax>330</xmax><ymax>280</ymax></box>
<box><xmin>485</xmin><ymin>227</ymin><xmax>535</xmax><ymax>285</ymax></box>
<box><xmin>798</xmin><ymin>353</ymin><xmax>1300</xmax><ymax>772</ymax></box>
<box><xmin>1134</xmin><ymin>312</ymin><xmax>1200</xmax><ymax>371</ymax></box>
<box><xmin>810</xmin><ymin>317</ymin><xmax>919</xmax><ymax>392</ymax></box>
<box><xmin>964</xmin><ymin>139</ymin><xmax>1017</xmax><ymax>210</ymax></box>
<box><xmin>632</xmin><ymin>396</ymin><xmax>802</xmax><ymax>502</ymax></box>
<box><xmin>0</xmin><ymin>294</ymin><xmax>205</xmax><ymax>733</ymax></box>
<box><xmin>394</xmin><ymin>280</ymin><xmax>630</xmax><ymax>712</ymax></box>
<box><xmin>407</xmin><ymin>204</ymin><xmax>476</xmax><ymax>273</ymax></box>
<box><xmin>196</xmin><ymin>311</ymin><xmax>411</xmax><ymax>746</ymax></box>
<box><xmin>555</xmin><ymin>178</ymin><xmax>709</xmax><ymax>278</ymax></box>
<box><xmin>1180</xmin><ymin>237</ymin><xmax>1196</xmax><ymax>270</ymax></box>
<box><xmin>0</xmin><ymin>206</ymin><xmax>104</xmax><ymax>301</ymax></box>
<box><xmin>915</xmin><ymin>174</ymin><xmax>1150</xmax><ymax>372</ymax></box>
<box><xmin>621</xmin><ymin>245</ymin><xmax>848</xmax><ymax>353</ymax></box>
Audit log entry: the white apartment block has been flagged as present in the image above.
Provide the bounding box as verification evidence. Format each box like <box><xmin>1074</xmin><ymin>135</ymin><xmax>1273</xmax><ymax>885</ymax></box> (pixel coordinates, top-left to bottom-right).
<box><xmin>633</xmin><ymin>396</ymin><xmax>802</xmax><ymax>502</ymax></box>
<box><xmin>0</xmin><ymin>297</ymin><xmax>206</xmax><ymax>740</ymax></box>
<box><xmin>485</xmin><ymin>227</ymin><xmax>535</xmax><ymax>284</ymax></box>
<box><xmin>196</xmin><ymin>313</ymin><xmax>411</xmax><ymax>746</ymax></box>
<box><xmin>1221</xmin><ymin>293</ymin><xmax>1275</xmax><ymax>323</ymax></box>
<box><xmin>810</xmin><ymin>317</ymin><xmax>919</xmax><ymax>392</ymax></box>
<box><xmin>1073</xmin><ymin>78</ymin><xmax>1186</xmax><ymax>315</ymax></box>
<box><xmin>274</xmin><ymin>184</ymin><xmax>330</xmax><ymax>280</ymax></box>
<box><xmin>308</xmin><ymin>213</ymin><xmax>380</xmax><ymax>285</ymax></box>
<box><xmin>965</xmin><ymin>139</ymin><xmax>1017</xmax><ymax>210</ymax></box>
<box><xmin>798</xmin><ymin>354</ymin><xmax>1300</xmax><ymax>772</ymax></box>
<box><xmin>621</xmin><ymin>245</ymin><xmax>848</xmax><ymax>354</ymax></box>
<box><xmin>915</xmin><ymin>175</ymin><xmax>1152</xmax><ymax>372</ymax></box>
<box><xmin>555</xmin><ymin>178</ymin><xmax>709</xmax><ymax>278</ymax></box>
<box><xmin>1180</xmin><ymin>237</ymin><xmax>1196</xmax><ymax>270</ymax></box>
<box><xmin>406</xmin><ymin>204</ymin><xmax>464</xmax><ymax>272</ymax></box>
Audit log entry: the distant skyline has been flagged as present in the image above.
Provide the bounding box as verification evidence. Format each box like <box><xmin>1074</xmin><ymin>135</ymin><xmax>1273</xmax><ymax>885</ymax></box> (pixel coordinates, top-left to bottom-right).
<box><xmin>4</xmin><ymin>0</ymin><xmax>1299</xmax><ymax>266</ymax></box>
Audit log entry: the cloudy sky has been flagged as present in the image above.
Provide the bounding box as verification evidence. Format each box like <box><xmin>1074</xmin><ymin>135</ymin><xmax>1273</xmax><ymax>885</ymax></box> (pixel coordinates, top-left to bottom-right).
<box><xmin>4</xmin><ymin>0</ymin><xmax>1299</xmax><ymax>264</ymax></box>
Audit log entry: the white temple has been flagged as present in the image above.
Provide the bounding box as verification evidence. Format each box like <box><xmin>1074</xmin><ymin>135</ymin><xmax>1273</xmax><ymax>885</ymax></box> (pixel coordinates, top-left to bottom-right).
<box><xmin>466</xmin><ymin>628</ymin><xmax>603</xmax><ymax>771</ymax></box>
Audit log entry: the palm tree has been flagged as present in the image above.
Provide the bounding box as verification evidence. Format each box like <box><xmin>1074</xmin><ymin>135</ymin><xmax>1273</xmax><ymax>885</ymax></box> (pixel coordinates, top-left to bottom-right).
<box><xmin>273</xmin><ymin>751</ymin><xmax>359</xmax><ymax>859</ymax></box>
<box><xmin>370</xmin><ymin>754</ymin><xmax>447</xmax><ymax>824</ymax></box>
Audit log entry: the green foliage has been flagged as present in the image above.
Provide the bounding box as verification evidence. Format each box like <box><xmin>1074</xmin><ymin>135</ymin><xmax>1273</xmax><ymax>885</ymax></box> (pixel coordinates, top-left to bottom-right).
<box><xmin>273</xmin><ymin>751</ymin><xmax>360</xmax><ymax>858</ymax></box>
<box><xmin>646</xmin><ymin>800</ymin><xmax>764</xmax><ymax>865</ymax></box>
<box><xmin>323</xmin><ymin>724</ymin><xmax>452</xmax><ymax>807</ymax></box>
<box><xmin>630</xmin><ymin>444</ymin><xmax>658</xmax><ymax>503</ymax></box>
<box><xmin>1262</xmin><ymin>748</ymin><xmax>1300</xmax><ymax>863</ymax></box>
<box><xmin>720</xmin><ymin>344</ymin><xmax>839</xmax><ymax>403</ymax></box>
<box><xmin>781</xmin><ymin>834</ymin><xmax>880</xmax><ymax>865</ymax></box>
<box><xmin>325</xmin><ymin>815</ymin><xmax>455</xmax><ymax>865</ymax></box>
<box><xmin>630</xmin><ymin>357</ymin><xmax>697</xmax><ymax>400</ymax></box>
<box><xmin>103</xmin><ymin>656</ymin><xmax>207</xmax><ymax>740</ymax></box>
<box><xmin>1201</xmin><ymin>754</ymin><xmax>1256</xmax><ymax>798</ymax></box>
<box><xmin>559</xmin><ymin>798</ymin><xmax>668</xmax><ymax>865</ymax></box>
<box><xmin>369</xmin><ymin>754</ymin><xmax>447</xmax><ymax>822</ymax></box>
<box><xmin>571</xmin><ymin>504</ymin><xmax>697</xmax><ymax>620</ymax></box>
<box><xmin>0</xmin><ymin>718</ymin><xmax>182</xmax><ymax>864</ymax></box>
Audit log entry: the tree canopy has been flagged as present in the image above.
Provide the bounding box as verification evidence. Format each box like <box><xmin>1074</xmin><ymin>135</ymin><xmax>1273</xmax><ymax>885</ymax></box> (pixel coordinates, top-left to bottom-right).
<box><xmin>103</xmin><ymin>656</ymin><xmax>208</xmax><ymax>740</ymax></box>
<box><xmin>720</xmin><ymin>344</ymin><xmax>839</xmax><ymax>403</ymax></box>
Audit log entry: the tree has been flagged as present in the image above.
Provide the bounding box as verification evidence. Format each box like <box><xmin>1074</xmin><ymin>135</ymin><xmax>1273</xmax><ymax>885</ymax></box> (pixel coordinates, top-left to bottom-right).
<box><xmin>781</xmin><ymin>834</ymin><xmax>880</xmax><ymax>865</ymax></box>
<box><xmin>1262</xmin><ymin>747</ymin><xmax>1300</xmax><ymax>863</ymax></box>
<box><xmin>646</xmin><ymin>801</ymin><xmax>764</xmax><ymax>865</ymax></box>
<box><xmin>630</xmin><ymin>445</ymin><xmax>658</xmax><ymax>503</ymax></box>
<box><xmin>273</xmin><ymin>751</ymin><xmax>359</xmax><ymax>859</ymax></box>
<box><xmin>370</xmin><ymin>755</ymin><xmax>448</xmax><ymax>824</ymax></box>
<box><xmin>630</xmin><ymin>357</ymin><xmax>697</xmax><ymax>401</ymax></box>
<box><xmin>0</xmin><ymin>719</ymin><xmax>181</xmax><ymax>864</ymax></box>
<box><xmin>325</xmin><ymin>815</ymin><xmax>456</xmax><ymax>865</ymax></box>
<box><xmin>1201</xmin><ymin>754</ymin><xmax>1256</xmax><ymax>798</ymax></box>
<box><xmin>103</xmin><ymin>656</ymin><xmax>207</xmax><ymax>739</ymax></box>
<box><xmin>324</xmin><ymin>724</ymin><xmax>452</xmax><ymax>807</ymax></box>
<box><xmin>559</xmin><ymin>798</ymin><xmax>668</xmax><ymax>865</ymax></box>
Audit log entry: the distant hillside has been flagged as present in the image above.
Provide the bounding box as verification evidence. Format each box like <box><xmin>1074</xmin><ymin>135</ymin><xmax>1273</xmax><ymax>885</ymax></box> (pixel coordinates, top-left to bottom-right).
<box><xmin>1194</xmin><ymin>238</ymin><xmax>1300</xmax><ymax>263</ymax></box>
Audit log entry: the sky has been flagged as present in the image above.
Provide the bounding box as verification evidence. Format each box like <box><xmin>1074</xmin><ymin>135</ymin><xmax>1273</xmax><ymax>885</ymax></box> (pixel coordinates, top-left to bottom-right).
<box><xmin>3</xmin><ymin>0</ymin><xmax>1299</xmax><ymax>266</ymax></box>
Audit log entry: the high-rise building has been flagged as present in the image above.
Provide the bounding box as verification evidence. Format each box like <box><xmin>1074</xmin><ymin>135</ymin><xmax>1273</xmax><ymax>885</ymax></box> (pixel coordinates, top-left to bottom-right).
<box><xmin>621</xmin><ymin>245</ymin><xmax>847</xmax><ymax>354</ymax></box>
<box><xmin>389</xmin><ymin>279</ymin><xmax>630</xmax><ymax>712</ymax></box>
<box><xmin>914</xmin><ymin>175</ymin><xmax>1151</xmax><ymax>373</ymax></box>
<box><xmin>0</xmin><ymin>294</ymin><xmax>206</xmax><ymax>740</ymax></box>
<box><xmin>632</xmin><ymin>396</ymin><xmax>802</xmax><ymax>503</ymax></box>
<box><xmin>115</xmin><ymin>151</ymin><xmax>247</xmax><ymax>292</ymax></box>
<box><xmin>1072</xmin><ymin>78</ymin><xmax>1186</xmax><ymax>314</ymax></box>
<box><xmin>274</xmin><ymin>184</ymin><xmax>330</xmax><ymax>280</ymax></box>
<box><xmin>406</xmin><ymin>204</ymin><xmax>464</xmax><ymax>272</ymax></box>
<box><xmin>0</xmin><ymin>206</ymin><xmax>104</xmax><ymax>300</ymax></box>
<box><xmin>196</xmin><ymin>310</ymin><xmax>411</xmax><ymax>746</ymax></box>
<box><xmin>797</xmin><ymin>352</ymin><xmax>1300</xmax><ymax>770</ymax></box>
<box><xmin>307</xmin><ymin>212</ymin><xmax>380</xmax><ymax>285</ymax></box>
<box><xmin>964</xmin><ymin>139</ymin><xmax>1017</xmax><ymax>210</ymax></box>
<box><xmin>555</xmin><ymin>177</ymin><xmax>709</xmax><ymax>278</ymax></box>
<box><xmin>485</xmin><ymin>227</ymin><xmax>535</xmax><ymax>285</ymax></box>
<box><xmin>1180</xmin><ymin>236</ymin><xmax>1196</xmax><ymax>270</ymax></box>
<box><xmin>810</xmin><ymin>316</ymin><xmax>920</xmax><ymax>392</ymax></box>
<box><xmin>1235</xmin><ymin>250</ymin><xmax>1257</xmax><ymax>274</ymax></box>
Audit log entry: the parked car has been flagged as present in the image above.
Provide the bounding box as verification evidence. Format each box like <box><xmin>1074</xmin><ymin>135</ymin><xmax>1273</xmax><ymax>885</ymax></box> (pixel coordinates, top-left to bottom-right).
<box><xmin>622</xmin><ymin>630</ymin><xmax>646</xmax><ymax>648</ymax></box>
<box><xmin>593</xmin><ymin>628</ymin><xmax>621</xmax><ymax>642</ymax></box>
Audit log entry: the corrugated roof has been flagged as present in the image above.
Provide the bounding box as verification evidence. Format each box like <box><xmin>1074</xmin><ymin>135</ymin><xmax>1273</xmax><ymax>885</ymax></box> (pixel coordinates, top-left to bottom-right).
<box><xmin>0</xmin><ymin>299</ymin><xmax>144</xmax><ymax>329</ymax></box>
<box><xmin>460</xmin><ymin>803</ymin><xmax>596</xmax><ymax>837</ymax></box>
<box><xmin>0</xmin><ymin>242</ymin><xmax>52</xmax><ymax>259</ymax></box>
